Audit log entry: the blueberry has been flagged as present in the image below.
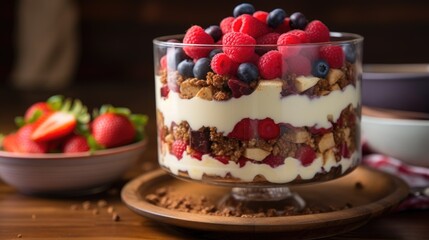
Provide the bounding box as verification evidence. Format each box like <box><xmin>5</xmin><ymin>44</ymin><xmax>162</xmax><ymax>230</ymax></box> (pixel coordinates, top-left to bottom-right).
<box><xmin>167</xmin><ymin>48</ymin><xmax>185</xmax><ymax>70</ymax></box>
<box><xmin>343</xmin><ymin>45</ymin><xmax>357</xmax><ymax>63</ymax></box>
<box><xmin>233</xmin><ymin>3</ymin><xmax>255</xmax><ymax>17</ymax></box>
<box><xmin>177</xmin><ymin>59</ymin><xmax>195</xmax><ymax>78</ymax></box>
<box><xmin>289</xmin><ymin>12</ymin><xmax>308</xmax><ymax>30</ymax></box>
<box><xmin>209</xmin><ymin>48</ymin><xmax>223</xmax><ymax>59</ymax></box>
<box><xmin>312</xmin><ymin>59</ymin><xmax>330</xmax><ymax>78</ymax></box>
<box><xmin>237</xmin><ymin>63</ymin><xmax>259</xmax><ymax>83</ymax></box>
<box><xmin>193</xmin><ymin>58</ymin><xmax>212</xmax><ymax>79</ymax></box>
<box><xmin>267</xmin><ymin>8</ymin><xmax>287</xmax><ymax>29</ymax></box>
<box><xmin>205</xmin><ymin>25</ymin><xmax>222</xmax><ymax>42</ymax></box>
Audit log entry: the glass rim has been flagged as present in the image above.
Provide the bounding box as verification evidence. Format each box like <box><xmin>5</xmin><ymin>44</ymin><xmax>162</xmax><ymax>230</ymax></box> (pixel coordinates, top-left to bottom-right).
<box><xmin>153</xmin><ymin>32</ymin><xmax>364</xmax><ymax>47</ymax></box>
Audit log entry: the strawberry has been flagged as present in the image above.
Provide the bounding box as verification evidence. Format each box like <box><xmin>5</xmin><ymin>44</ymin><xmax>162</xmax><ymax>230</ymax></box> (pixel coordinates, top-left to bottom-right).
<box><xmin>24</xmin><ymin>102</ymin><xmax>53</xmax><ymax>123</ymax></box>
<box><xmin>90</xmin><ymin>105</ymin><xmax>147</xmax><ymax>149</ymax></box>
<box><xmin>171</xmin><ymin>140</ymin><xmax>187</xmax><ymax>160</ymax></box>
<box><xmin>1</xmin><ymin>133</ymin><xmax>21</xmax><ymax>152</ymax></box>
<box><xmin>31</xmin><ymin>97</ymin><xmax>89</xmax><ymax>142</ymax></box>
<box><xmin>227</xmin><ymin>118</ymin><xmax>258</xmax><ymax>140</ymax></box>
<box><xmin>16</xmin><ymin>124</ymin><xmax>48</xmax><ymax>153</ymax></box>
<box><xmin>62</xmin><ymin>134</ymin><xmax>90</xmax><ymax>153</ymax></box>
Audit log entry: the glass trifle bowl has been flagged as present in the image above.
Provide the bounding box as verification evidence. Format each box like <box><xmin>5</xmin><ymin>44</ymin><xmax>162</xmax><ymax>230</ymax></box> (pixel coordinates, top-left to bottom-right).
<box><xmin>154</xmin><ymin>27</ymin><xmax>363</xmax><ymax>210</ymax></box>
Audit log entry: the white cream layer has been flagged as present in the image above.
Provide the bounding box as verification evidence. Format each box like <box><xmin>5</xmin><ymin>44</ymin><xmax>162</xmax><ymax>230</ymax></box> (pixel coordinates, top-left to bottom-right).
<box><xmin>155</xmin><ymin>77</ymin><xmax>360</xmax><ymax>133</ymax></box>
<box><xmin>159</xmin><ymin>149</ymin><xmax>359</xmax><ymax>183</ymax></box>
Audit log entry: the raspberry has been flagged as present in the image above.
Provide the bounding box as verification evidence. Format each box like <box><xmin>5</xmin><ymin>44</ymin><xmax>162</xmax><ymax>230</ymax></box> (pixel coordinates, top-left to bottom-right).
<box><xmin>277</xmin><ymin>33</ymin><xmax>302</xmax><ymax>58</ymax></box>
<box><xmin>257</xmin><ymin>50</ymin><xmax>282</xmax><ymax>79</ymax></box>
<box><xmin>183</xmin><ymin>25</ymin><xmax>214</xmax><ymax>59</ymax></box>
<box><xmin>222</xmin><ymin>32</ymin><xmax>256</xmax><ymax>63</ymax></box>
<box><xmin>253</xmin><ymin>11</ymin><xmax>268</xmax><ymax>23</ymax></box>
<box><xmin>232</xmin><ymin>14</ymin><xmax>270</xmax><ymax>39</ymax></box>
<box><xmin>262</xmin><ymin>154</ymin><xmax>284</xmax><ymax>168</ymax></box>
<box><xmin>319</xmin><ymin>45</ymin><xmax>344</xmax><ymax>69</ymax></box>
<box><xmin>305</xmin><ymin>20</ymin><xmax>330</xmax><ymax>43</ymax></box>
<box><xmin>274</xmin><ymin>18</ymin><xmax>291</xmax><ymax>33</ymax></box>
<box><xmin>287</xmin><ymin>55</ymin><xmax>311</xmax><ymax>76</ymax></box>
<box><xmin>227</xmin><ymin>118</ymin><xmax>258</xmax><ymax>140</ymax></box>
<box><xmin>295</xmin><ymin>145</ymin><xmax>316</xmax><ymax>166</ymax></box>
<box><xmin>286</xmin><ymin>30</ymin><xmax>309</xmax><ymax>43</ymax></box>
<box><xmin>220</xmin><ymin>16</ymin><xmax>235</xmax><ymax>34</ymax></box>
<box><xmin>256</xmin><ymin>32</ymin><xmax>280</xmax><ymax>45</ymax></box>
<box><xmin>258</xmin><ymin>118</ymin><xmax>280</xmax><ymax>140</ymax></box>
<box><xmin>171</xmin><ymin>140</ymin><xmax>187</xmax><ymax>160</ymax></box>
<box><xmin>211</xmin><ymin>53</ymin><xmax>233</xmax><ymax>75</ymax></box>
<box><xmin>249</xmin><ymin>53</ymin><xmax>260</xmax><ymax>65</ymax></box>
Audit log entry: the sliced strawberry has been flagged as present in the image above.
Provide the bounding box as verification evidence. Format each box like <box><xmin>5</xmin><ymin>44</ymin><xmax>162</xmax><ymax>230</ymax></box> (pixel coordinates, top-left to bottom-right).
<box><xmin>1</xmin><ymin>133</ymin><xmax>21</xmax><ymax>152</ymax></box>
<box><xmin>295</xmin><ymin>145</ymin><xmax>317</xmax><ymax>166</ymax></box>
<box><xmin>62</xmin><ymin>134</ymin><xmax>90</xmax><ymax>153</ymax></box>
<box><xmin>31</xmin><ymin>111</ymin><xmax>77</xmax><ymax>142</ymax></box>
<box><xmin>227</xmin><ymin>118</ymin><xmax>258</xmax><ymax>140</ymax></box>
<box><xmin>171</xmin><ymin>140</ymin><xmax>187</xmax><ymax>160</ymax></box>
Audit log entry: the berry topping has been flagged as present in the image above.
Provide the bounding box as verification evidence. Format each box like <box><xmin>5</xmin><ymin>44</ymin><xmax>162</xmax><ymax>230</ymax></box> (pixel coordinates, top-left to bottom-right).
<box><xmin>343</xmin><ymin>45</ymin><xmax>357</xmax><ymax>63</ymax></box>
<box><xmin>227</xmin><ymin>118</ymin><xmax>258</xmax><ymax>140</ymax></box>
<box><xmin>166</xmin><ymin>48</ymin><xmax>186</xmax><ymax>70</ymax></box>
<box><xmin>287</xmin><ymin>55</ymin><xmax>311</xmax><ymax>76</ymax></box>
<box><xmin>256</xmin><ymin>32</ymin><xmax>280</xmax><ymax>45</ymax></box>
<box><xmin>183</xmin><ymin>25</ymin><xmax>214</xmax><ymax>59</ymax></box>
<box><xmin>274</xmin><ymin>18</ymin><xmax>291</xmax><ymax>33</ymax></box>
<box><xmin>295</xmin><ymin>145</ymin><xmax>317</xmax><ymax>166</ymax></box>
<box><xmin>289</xmin><ymin>12</ymin><xmax>308</xmax><ymax>30</ymax></box>
<box><xmin>311</xmin><ymin>59</ymin><xmax>330</xmax><ymax>78</ymax></box>
<box><xmin>220</xmin><ymin>16</ymin><xmax>235</xmax><ymax>34</ymax></box>
<box><xmin>262</xmin><ymin>154</ymin><xmax>284</xmax><ymax>168</ymax></box>
<box><xmin>211</xmin><ymin>53</ymin><xmax>233</xmax><ymax>75</ymax></box>
<box><xmin>258</xmin><ymin>118</ymin><xmax>280</xmax><ymax>140</ymax></box>
<box><xmin>237</xmin><ymin>62</ymin><xmax>259</xmax><ymax>83</ymax></box>
<box><xmin>305</xmin><ymin>20</ymin><xmax>330</xmax><ymax>43</ymax></box>
<box><xmin>205</xmin><ymin>25</ymin><xmax>223</xmax><ymax>42</ymax></box>
<box><xmin>222</xmin><ymin>32</ymin><xmax>256</xmax><ymax>63</ymax></box>
<box><xmin>227</xmin><ymin>78</ymin><xmax>253</xmax><ymax>98</ymax></box>
<box><xmin>171</xmin><ymin>140</ymin><xmax>187</xmax><ymax>160</ymax></box>
<box><xmin>233</xmin><ymin>3</ymin><xmax>255</xmax><ymax>17</ymax></box>
<box><xmin>319</xmin><ymin>45</ymin><xmax>345</xmax><ymax>69</ymax></box>
<box><xmin>258</xmin><ymin>50</ymin><xmax>282</xmax><ymax>79</ymax></box>
<box><xmin>208</xmin><ymin>48</ymin><xmax>223</xmax><ymax>59</ymax></box>
<box><xmin>214</xmin><ymin>155</ymin><xmax>229</xmax><ymax>164</ymax></box>
<box><xmin>193</xmin><ymin>58</ymin><xmax>212</xmax><ymax>79</ymax></box>
<box><xmin>267</xmin><ymin>8</ymin><xmax>287</xmax><ymax>28</ymax></box>
<box><xmin>232</xmin><ymin>14</ymin><xmax>270</xmax><ymax>39</ymax></box>
<box><xmin>177</xmin><ymin>59</ymin><xmax>195</xmax><ymax>78</ymax></box>
<box><xmin>277</xmin><ymin>33</ymin><xmax>303</xmax><ymax>58</ymax></box>
<box><xmin>160</xmin><ymin>55</ymin><xmax>167</xmax><ymax>70</ymax></box>
<box><xmin>286</xmin><ymin>30</ymin><xmax>309</xmax><ymax>43</ymax></box>
<box><xmin>253</xmin><ymin>10</ymin><xmax>268</xmax><ymax>23</ymax></box>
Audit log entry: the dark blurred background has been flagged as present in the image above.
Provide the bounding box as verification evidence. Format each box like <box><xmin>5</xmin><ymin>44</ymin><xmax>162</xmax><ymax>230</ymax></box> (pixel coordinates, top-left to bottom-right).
<box><xmin>0</xmin><ymin>0</ymin><xmax>428</xmax><ymax>86</ymax></box>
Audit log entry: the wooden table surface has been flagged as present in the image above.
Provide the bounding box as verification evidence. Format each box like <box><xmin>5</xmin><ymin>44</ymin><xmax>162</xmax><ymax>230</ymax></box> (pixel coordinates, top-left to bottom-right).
<box><xmin>0</xmin><ymin>83</ymin><xmax>428</xmax><ymax>240</ymax></box>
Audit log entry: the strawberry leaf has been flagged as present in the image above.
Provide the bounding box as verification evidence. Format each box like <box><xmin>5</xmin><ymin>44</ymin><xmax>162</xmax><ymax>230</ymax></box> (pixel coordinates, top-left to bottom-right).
<box><xmin>87</xmin><ymin>135</ymin><xmax>105</xmax><ymax>152</ymax></box>
<box><xmin>0</xmin><ymin>134</ymin><xmax>4</xmax><ymax>149</ymax></box>
<box><xmin>130</xmin><ymin>114</ymin><xmax>149</xmax><ymax>141</ymax></box>
<box><xmin>14</xmin><ymin>116</ymin><xmax>26</xmax><ymax>128</ymax></box>
<box><xmin>47</xmin><ymin>95</ymin><xmax>64</xmax><ymax>111</ymax></box>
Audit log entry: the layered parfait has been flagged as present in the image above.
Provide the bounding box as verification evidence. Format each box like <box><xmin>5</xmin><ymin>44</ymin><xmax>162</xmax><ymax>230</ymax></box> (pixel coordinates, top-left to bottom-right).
<box><xmin>154</xmin><ymin>3</ymin><xmax>363</xmax><ymax>185</ymax></box>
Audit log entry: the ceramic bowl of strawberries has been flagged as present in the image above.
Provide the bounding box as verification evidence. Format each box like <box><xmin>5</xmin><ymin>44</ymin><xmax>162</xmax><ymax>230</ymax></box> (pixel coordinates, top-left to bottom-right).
<box><xmin>0</xmin><ymin>96</ymin><xmax>148</xmax><ymax>195</ymax></box>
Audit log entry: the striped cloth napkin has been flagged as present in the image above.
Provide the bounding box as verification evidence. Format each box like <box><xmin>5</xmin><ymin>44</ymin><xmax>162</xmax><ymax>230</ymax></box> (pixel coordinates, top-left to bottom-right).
<box><xmin>362</xmin><ymin>144</ymin><xmax>429</xmax><ymax>210</ymax></box>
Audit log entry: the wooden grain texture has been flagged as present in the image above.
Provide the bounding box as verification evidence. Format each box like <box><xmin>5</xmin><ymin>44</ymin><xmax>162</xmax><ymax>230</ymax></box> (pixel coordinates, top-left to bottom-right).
<box><xmin>0</xmin><ymin>83</ymin><xmax>428</xmax><ymax>240</ymax></box>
